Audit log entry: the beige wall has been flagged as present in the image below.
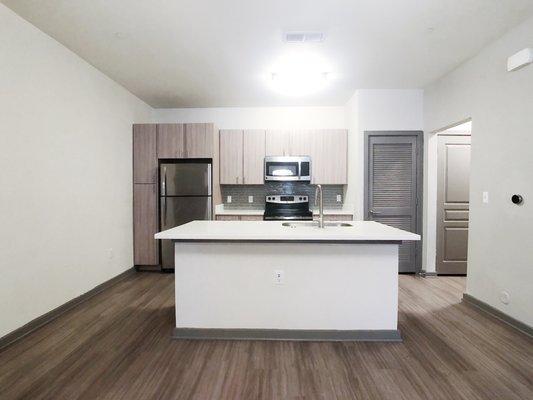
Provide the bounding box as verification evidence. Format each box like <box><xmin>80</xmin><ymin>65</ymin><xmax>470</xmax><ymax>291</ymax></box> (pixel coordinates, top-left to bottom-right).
<box><xmin>0</xmin><ymin>4</ymin><xmax>152</xmax><ymax>338</ymax></box>
<box><xmin>424</xmin><ymin>16</ymin><xmax>533</xmax><ymax>326</ymax></box>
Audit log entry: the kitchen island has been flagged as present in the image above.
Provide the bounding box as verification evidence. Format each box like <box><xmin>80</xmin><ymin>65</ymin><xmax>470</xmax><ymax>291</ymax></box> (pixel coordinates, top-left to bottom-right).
<box><xmin>155</xmin><ymin>220</ymin><xmax>420</xmax><ymax>341</ymax></box>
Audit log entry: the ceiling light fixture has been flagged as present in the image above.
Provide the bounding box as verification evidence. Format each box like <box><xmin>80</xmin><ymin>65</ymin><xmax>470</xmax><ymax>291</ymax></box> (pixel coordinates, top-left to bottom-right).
<box><xmin>267</xmin><ymin>51</ymin><xmax>332</xmax><ymax>96</ymax></box>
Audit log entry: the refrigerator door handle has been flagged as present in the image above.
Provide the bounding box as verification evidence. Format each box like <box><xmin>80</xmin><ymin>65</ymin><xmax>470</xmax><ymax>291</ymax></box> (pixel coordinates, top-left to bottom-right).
<box><xmin>207</xmin><ymin>198</ymin><xmax>213</xmax><ymax>220</ymax></box>
<box><xmin>162</xmin><ymin>197</ymin><xmax>167</xmax><ymax>226</ymax></box>
<box><xmin>207</xmin><ymin>164</ymin><xmax>212</xmax><ymax>196</ymax></box>
<box><xmin>162</xmin><ymin>166</ymin><xmax>167</xmax><ymax>196</ymax></box>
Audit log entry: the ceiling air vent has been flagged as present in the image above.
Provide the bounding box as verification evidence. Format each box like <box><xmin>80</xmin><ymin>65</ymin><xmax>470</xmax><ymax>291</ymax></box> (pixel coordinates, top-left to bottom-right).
<box><xmin>283</xmin><ymin>31</ymin><xmax>324</xmax><ymax>43</ymax></box>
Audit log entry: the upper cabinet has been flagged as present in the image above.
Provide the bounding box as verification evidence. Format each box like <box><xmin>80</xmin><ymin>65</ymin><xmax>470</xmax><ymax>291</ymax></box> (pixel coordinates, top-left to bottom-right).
<box><xmin>312</xmin><ymin>129</ymin><xmax>347</xmax><ymax>185</ymax></box>
<box><xmin>156</xmin><ymin>123</ymin><xmax>216</xmax><ymax>159</ymax></box>
<box><xmin>243</xmin><ymin>130</ymin><xmax>265</xmax><ymax>184</ymax></box>
<box><xmin>265</xmin><ymin>129</ymin><xmax>290</xmax><ymax>156</ymax></box>
<box><xmin>220</xmin><ymin>129</ymin><xmax>266</xmax><ymax>185</ymax></box>
<box><xmin>220</xmin><ymin>130</ymin><xmax>243</xmax><ymax>184</ymax></box>
<box><xmin>157</xmin><ymin>124</ymin><xmax>185</xmax><ymax>158</ymax></box>
<box><xmin>185</xmin><ymin>123</ymin><xmax>213</xmax><ymax>158</ymax></box>
<box><xmin>133</xmin><ymin>124</ymin><xmax>157</xmax><ymax>184</ymax></box>
<box><xmin>263</xmin><ymin>128</ymin><xmax>348</xmax><ymax>184</ymax></box>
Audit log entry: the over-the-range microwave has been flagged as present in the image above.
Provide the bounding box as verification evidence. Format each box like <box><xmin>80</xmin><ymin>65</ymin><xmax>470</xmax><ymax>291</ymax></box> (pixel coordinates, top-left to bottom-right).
<box><xmin>264</xmin><ymin>156</ymin><xmax>311</xmax><ymax>182</ymax></box>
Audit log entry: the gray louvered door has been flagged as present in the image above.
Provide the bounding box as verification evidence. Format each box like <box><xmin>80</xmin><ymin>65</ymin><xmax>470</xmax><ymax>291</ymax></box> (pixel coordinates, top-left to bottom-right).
<box><xmin>366</xmin><ymin>135</ymin><xmax>420</xmax><ymax>272</ymax></box>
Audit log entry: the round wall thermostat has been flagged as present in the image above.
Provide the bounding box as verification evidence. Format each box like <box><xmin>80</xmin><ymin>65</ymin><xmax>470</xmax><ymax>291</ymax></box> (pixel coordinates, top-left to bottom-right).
<box><xmin>511</xmin><ymin>194</ymin><xmax>523</xmax><ymax>205</ymax></box>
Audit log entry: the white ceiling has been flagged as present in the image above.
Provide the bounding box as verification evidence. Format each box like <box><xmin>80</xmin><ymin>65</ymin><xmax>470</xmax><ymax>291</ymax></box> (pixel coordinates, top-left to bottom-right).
<box><xmin>3</xmin><ymin>0</ymin><xmax>533</xmax><ymax>108</ymax></box>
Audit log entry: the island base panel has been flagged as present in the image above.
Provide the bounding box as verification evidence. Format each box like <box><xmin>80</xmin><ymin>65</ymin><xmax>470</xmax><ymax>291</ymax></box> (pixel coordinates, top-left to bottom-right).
<box><xmin>174</xmin><ymin>242</ymin><xmax>399</xmax><ymax>337</ymax></box>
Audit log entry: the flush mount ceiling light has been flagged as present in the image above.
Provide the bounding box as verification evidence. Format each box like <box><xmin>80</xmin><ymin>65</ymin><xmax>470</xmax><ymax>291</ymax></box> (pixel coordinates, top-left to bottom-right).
<box><xmin>267</xmin><ymin>51</ymin><xmax>332</xmax><ymax>96</ymax></box>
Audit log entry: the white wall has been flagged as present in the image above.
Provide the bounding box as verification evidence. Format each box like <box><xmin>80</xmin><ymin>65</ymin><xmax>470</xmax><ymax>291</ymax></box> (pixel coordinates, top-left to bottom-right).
<box><xmin>424</xmin><ymin>16</ymin><xmax>533</xmax><ymax>326</ymax></box>
<box><xmin>344</xmin><ymin>90</ymin><xmax>424</xmax><ymax>220</ymax></box>
<box><xmin>153</xmin><ymin>106</ymin><xmax>346</xmax><ymax>129</ymax></box>
<box><xmin>155</xmin><ymin>95</ymin><xmax>423</xmax><ymax>222</ymax></box>
<box><xmin>0</xmin><ymin>4</ymin><xmax>152</xmax><ymax>338</ymax></box>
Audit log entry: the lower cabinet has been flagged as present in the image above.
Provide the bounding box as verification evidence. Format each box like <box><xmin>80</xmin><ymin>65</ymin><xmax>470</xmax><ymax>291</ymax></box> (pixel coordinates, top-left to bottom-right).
<box><xmin>215</xmin><ymin>215</ymin><xmax>262</xmax><ymax>221</ymax></box>
<box><xmin>215</xmin><ymin>214</ymin><xmax>353</xmax><ymax>221</ymax></box>
<box><xmin>133</xmin><ymin>184</ymin><xmax>159</xmax><ymax>266</ymax></box>
<box><xmin>324</xmin><ymin>214</ymin><xmax>353</xmax><ymax>221</ymax></box>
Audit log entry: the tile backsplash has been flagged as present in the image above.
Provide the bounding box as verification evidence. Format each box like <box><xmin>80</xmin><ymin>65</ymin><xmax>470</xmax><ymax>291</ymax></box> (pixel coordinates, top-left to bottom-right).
<box><xmin>221</xmin><ymin>183</ymin><xmax>344</xmax><ymax>210</ymax></box>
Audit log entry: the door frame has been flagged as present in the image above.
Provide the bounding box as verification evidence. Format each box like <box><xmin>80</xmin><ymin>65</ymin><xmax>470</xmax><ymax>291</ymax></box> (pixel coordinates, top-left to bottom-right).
<box><xmin>364</xmin><ymin>131</ymin><xmax>424</xmax><ymax>273</ymax></box>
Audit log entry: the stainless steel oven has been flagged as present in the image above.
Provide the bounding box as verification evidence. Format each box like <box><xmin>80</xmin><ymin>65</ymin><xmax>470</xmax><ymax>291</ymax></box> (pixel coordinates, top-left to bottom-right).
<box><xmin>264</xmin><ymin>156</ymin><xmax>311</xmax><ymax>182</ymax></box>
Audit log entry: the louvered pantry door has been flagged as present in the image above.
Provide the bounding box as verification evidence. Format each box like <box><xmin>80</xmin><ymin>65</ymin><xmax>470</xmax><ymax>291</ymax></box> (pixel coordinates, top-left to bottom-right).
<box><xmin>367</xmin><ymin>135</ymin><xmax>419</xmax><ymax>272</ymax></box>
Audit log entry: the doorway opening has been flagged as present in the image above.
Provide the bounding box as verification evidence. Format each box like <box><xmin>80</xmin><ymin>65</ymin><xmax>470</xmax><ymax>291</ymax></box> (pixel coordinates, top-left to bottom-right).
<box><xmin>428</xmin><ymin>120</ymin><xmax>472</xmax><ymax>276</ymax></box>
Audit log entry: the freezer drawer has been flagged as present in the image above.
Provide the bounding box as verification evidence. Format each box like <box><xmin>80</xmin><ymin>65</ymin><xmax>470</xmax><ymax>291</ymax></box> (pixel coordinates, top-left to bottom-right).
<box><xmin>160</xmin><ymin>196</ymin><xmax>212</xmax><ymax>269</ymax></box>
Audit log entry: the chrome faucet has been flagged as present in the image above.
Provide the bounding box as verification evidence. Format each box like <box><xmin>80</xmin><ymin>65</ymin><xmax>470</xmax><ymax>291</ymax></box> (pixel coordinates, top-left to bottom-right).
<box><xmin>314</xmin><ymin>184</ymin><xmax>324</xmax><ymax>228</ymax></box>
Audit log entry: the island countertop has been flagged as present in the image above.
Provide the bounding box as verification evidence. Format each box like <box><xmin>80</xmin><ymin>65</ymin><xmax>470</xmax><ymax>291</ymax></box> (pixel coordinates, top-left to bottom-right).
<box><xmin>155</xmin><ymin>220</ymin><xmax>420</xmax><ymax>243</ymax></box>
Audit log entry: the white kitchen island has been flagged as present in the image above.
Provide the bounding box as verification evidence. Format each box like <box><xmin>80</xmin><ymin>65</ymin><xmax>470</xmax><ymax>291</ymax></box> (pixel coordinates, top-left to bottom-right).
<box><xmin>155</xmin><ymin>220</ymin><xmax>420</xmax><ymax>341</ymax></box>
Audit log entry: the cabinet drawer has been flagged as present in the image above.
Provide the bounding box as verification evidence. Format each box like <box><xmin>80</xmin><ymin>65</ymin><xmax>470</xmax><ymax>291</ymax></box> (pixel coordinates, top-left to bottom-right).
<box><xmin>215</xmin><ymin>215</ymin><xmax>240</xmax><ymax>221</ymax></box>
<box><xmin>239</xmin><ymin>215</ymin><xmax>263</xmax><ymax>221</ymax></box>
<box><xmin>324</xmin><ymin>214</ymin><xmax>353</xmax><ymax>221</ymax></box>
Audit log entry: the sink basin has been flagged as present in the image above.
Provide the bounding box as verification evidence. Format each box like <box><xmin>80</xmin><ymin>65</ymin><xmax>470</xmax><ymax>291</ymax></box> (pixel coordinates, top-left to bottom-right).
<box><xmin>282</xmin><ymin>222</ymin><xmax>353</xmax><ymax>228</ymax></box>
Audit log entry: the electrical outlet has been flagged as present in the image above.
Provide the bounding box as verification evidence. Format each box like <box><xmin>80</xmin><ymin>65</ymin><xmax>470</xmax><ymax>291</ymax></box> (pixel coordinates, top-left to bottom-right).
<box><xmin>337</xmin><ymin>194</ymin><xmax>342</xmax><ymax>202</ymax></box>
<box><xmin>248</xmin><ymin>195</ymin><xmax>254</xmax><ymax>203</ymax></box>
<box><xmin>482</xmin><ymin>191</ymin><xmax>489</xmax><ymax>204</ymax></box>
<box><xmin>500</xmin><ymin>291</ymin><xmax>510</xmax><ymax>304</ymax></box>
<box><xmin>273</xmin><ymin>269</ymin><xmax>284</xmax><ymax>285</ymax></box>
<box><xmin>227</xmin><ymin>195</ymin><xmax>232</xmax><ymax>203</ymax></box>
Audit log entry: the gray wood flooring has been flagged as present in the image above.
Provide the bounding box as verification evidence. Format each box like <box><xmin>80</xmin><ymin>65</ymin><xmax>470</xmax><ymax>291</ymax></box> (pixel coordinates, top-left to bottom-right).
<box><xmin>0</xmin><ymin>273</ymin><xmax>531</xmax><ymax>399</ymax></box>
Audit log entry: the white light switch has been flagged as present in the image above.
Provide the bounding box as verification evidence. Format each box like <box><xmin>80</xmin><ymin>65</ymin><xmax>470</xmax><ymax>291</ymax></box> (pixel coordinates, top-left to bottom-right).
<box><xmin>482</xmin><ymin>191</ymin><xmax>489</xmax><ymax>204</ymax></box>
<box><xmin>337</xmin><ymin>194</ymin><xmax>342</xmax><ymax>202</ymax></box>
<box><xmin>248</xmin><ymin>196</ymin><xmax>254</xmax><ymax>203</ymax></box>
<box><xmin>227</xmin><ymin>195</ymin><xmax>232</xmax><ymax>203</ymax></box>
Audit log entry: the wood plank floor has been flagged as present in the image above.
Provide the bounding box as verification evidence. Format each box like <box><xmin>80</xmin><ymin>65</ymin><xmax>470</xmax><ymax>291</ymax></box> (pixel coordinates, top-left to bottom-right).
<box><xmin>0</xmin><ymin>273</ymin><xmax>531</xmax><ymax>400</ymax></box>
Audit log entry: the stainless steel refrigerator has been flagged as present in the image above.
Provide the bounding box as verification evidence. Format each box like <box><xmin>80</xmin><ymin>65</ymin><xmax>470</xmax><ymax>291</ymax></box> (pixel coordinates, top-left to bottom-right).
<box><xmin>160</xmin><ymin>162</ymin><xmax>212</xmax><ymax>269</ymax></box>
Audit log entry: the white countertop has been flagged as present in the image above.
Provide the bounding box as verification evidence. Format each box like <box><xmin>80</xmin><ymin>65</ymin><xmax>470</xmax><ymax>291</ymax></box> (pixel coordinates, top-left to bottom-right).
<box><xmin>155</xmin><ymin>220</ymin><xmax>420</xmax><ymax>242</ymax></box>
<box><xmin>214</xmin><ymin>204</ymin><xmax>355</xmax><ymax>216</ymax></box>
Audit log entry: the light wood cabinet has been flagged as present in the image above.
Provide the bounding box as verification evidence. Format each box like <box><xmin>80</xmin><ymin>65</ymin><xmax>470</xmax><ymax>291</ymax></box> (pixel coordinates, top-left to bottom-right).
<box><xmin>185</xmin><ymin>123</ymin><xmax>213</xmax><ymax>158</ymax></box>
<box><xmin>239</xmin><ymin>215</ymin><xmax>263</xmax><ymax>221</ymax></box>
<box><xmin>215</xmin><ymin>215</ymin><xmax>263</xmax><ymax>221</ymax></box>
<box><xmin>133</xmin><ymin>184</ymin><xmax>159</xmax><ymax>265</ymax></box>
<box><xmin>220</xmin><ymin>130</ymin><xmax>243</xmax><ymax>184</ymax></box>
<box><xmin>157</xmin><ymin>124</ymin><xmax>185</xmax><ymax>158</ymax></box>
<box><xmin>266</xmin><ymin>129</ymin><xmax>290</xmax><ymax>156</ymax></box>
<box><xmin>215</xmin><ymin>215</ymin><xmax>240</xmax><ymax>221</ymax></box>
<box><xmin>157</xmin><ymin>123</ymin><xmax>216</xmax><ymax>159</ymax></box>
<box><xmin>133</xmin><ymin>124</ymin><xmax>157</xmax><ymax>184</ymax></box>
<box><xmin>220</xmin><ymin>129</ymin><xmax>266</xmax><ymax>185</ymax></box>
<box><xmin>243</xmin><ymin>130</ymin><xmax>265</xmax><ymax>184</ymax></box>
<box><xmin>324</xmin><ymin>214</ymin><xmax>353</xmax><ymax>221</ymax></box>
<box><xmin>134</xmin><ymin>122</ymin><xmax>220</xmax><ymax>268</ymax></box>
<box><xmin>289</xmin><ymin>129</ymin><xmax>314</xmax><ymax>157</ymax></box>
<box><xmin>312</xmin><ymin>129</ymin><xmax>347</xmax><ymax>184</ymax></box>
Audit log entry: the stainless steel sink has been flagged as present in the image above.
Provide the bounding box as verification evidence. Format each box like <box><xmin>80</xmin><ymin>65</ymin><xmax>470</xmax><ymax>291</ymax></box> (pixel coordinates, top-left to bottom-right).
<box><xmin>282</xmin><ymin>222</ymin><xmax>353</xmax><ymax>228</ymax></box>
